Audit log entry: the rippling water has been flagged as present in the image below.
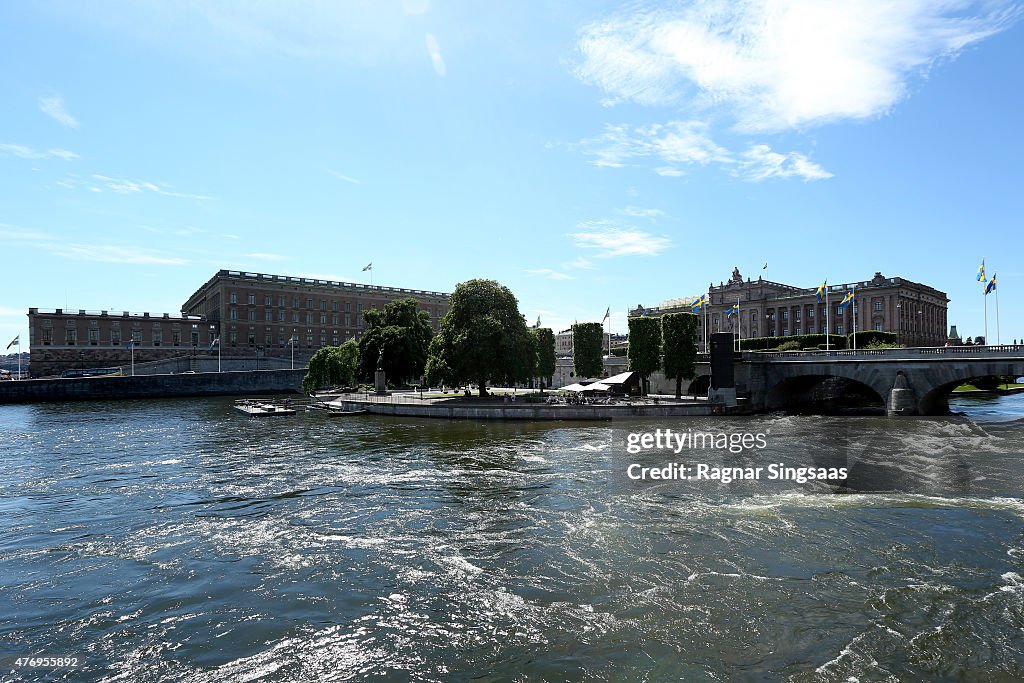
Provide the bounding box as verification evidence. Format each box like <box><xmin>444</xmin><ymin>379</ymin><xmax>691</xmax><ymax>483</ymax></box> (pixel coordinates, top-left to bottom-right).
<box><xmin>3</xmin><ymin>394</ymin><xmax>1024</xmax><ymax>681</ymax></box>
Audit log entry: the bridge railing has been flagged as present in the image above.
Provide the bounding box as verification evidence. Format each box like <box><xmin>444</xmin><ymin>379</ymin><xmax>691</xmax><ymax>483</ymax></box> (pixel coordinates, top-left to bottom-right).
<box><xmin>742</xmin><ymin>344</ymin><xmax>1024</xmax><ymax>361</ymax></box>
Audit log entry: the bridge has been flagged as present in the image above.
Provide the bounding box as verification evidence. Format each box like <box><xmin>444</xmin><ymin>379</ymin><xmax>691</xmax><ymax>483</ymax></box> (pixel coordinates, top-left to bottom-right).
<box><xmin>733</xmin><ymin>345</ymin><xmax>1024</xmax><ymax>415</ymax></box>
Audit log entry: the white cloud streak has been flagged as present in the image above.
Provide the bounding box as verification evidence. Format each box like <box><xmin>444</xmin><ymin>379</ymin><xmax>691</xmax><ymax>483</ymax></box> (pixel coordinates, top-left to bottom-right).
<box><xmin>569</xmin><ymin>223</ymin><xmax>671</xmax><ymax>257</ymax></box>
<box><xmin>576</xmin><ymin>0</ymin><xmax>1020</xmax><ymax>132</ymax></box>
<box><xmin>0</xmin><ymin>143</ymin><xmax>78</xmax><ymax>160</ymax></box>
<box><xmin>526</xmin><ymin>268</ymin><xmax>574</xmax><ymax>281</ymax></box>
<box><xmin>39</xmin><ymin>95</ymin><xmax>79</xmax><ymax>128</ymax></box>
<box><xmin>581</xmin><ymin>121</ymin><xmax>830</xmax><ymax>181</ymax></box>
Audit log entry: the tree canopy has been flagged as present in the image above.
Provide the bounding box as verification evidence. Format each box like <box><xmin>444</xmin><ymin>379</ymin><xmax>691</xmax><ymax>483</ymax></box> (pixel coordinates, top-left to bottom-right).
<box><xmin>662</xmin><ymin>312</ymin><xmax>699</xmax><ymax>399</ymax></box>
<box><xmin>627</xmin><ymin>316</ymin><xmax>661</xmax><ymax>394</ymax></box>
<box><xmin>572</xmin><ymin>322</ymin><xmax>604</xmax><ymax>379</ymax></box>
<box><xmin>425</xmin><ymin>279</ymin><xmax>535</xmax><ymax>396</ymax></box>
<box><xmin>532</xmin><ymin>327</ymin><xmax>556</xmax><ymax>391</ymax></box>
<box><xmin>302</xmin><ymin>341</ymin><xmax>360</xmax><ymax>394</ymax></box>
<box><xmin>357</xmin><ymin>297</ymin><xmax>434</xmax><ymax>385</ymax></box>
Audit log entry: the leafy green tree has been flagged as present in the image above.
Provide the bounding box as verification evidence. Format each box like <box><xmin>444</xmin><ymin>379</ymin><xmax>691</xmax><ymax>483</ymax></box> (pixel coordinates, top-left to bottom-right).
<box><xmin>532</xmin><ymin>327</ymin><xmax>556</xmax><ymax>392</ymax></box>
<box><xmin>627</xmin><ymin>316</ymin><xmax>662</xmax><ymax>395</ymax></box>
<box><xmin>662</xmin><ymin>312</ymin><xmax>699</xmax><ymax>399</ymax></box>
<box><xmin>572</xmin><ymin>322</ymin><xmax>604</xmax><ymax>379</ymax></box>
<box><xmin>357</xmin><ymin>297</ymin><xmax>434</xmax><ymax>385</ymax></box>
<box><xmin>425</xmin><ymin>279</ymin><xmax>535</xmax><ymax>396</ymax></box>
<box><xmin>302</xmin><ymin>341</ymin><xmax>360</xmax><ymax>394</ymax></box>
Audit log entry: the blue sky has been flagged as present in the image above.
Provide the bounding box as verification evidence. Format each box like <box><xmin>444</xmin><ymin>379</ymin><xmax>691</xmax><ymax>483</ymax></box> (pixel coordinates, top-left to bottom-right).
<box><xmin>2</xmin><ymin>0</ymin><xmax>1022</xmax><ymax>349</ymax></box>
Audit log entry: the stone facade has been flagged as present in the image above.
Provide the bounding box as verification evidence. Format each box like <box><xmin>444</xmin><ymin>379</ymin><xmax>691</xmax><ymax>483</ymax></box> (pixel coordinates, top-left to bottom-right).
<box><xmin>28</xmin><ymin>308</ymin><xmax>208</xmax><ymax>377</ymax></box>
<box><xmin>630</xmin><ymin>269</ymin><xmax>949</xmax><ymax>348</ymax></box>
<box><xmin>27</xmin><ymin>269</ymin><xmax>451</xmax><ymax>377</ymax></box>
<box><xmin>181</xmin><ymin>270</ymin><xmax>450</xmax><ymax>359</ymax></box>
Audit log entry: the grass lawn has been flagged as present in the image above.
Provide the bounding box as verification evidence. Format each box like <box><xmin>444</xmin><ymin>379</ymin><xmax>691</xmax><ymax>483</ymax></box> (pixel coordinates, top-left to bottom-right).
<box><xmin>952</xmin><ymin>382</ymin><xmax>1024</xmax><ymax>392</ymax></box>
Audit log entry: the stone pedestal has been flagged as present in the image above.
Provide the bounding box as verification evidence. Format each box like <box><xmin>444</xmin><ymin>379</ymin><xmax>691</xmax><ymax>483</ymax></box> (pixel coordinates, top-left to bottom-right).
<box><xmin>374</xmin><ymin>370</ymin><xmax>386</xmax><ymax>395</ymax></box>
<box><xmin>887</xmin><ymin>372</ymin><xmax>917</xmax><ymax>416</ymax></box>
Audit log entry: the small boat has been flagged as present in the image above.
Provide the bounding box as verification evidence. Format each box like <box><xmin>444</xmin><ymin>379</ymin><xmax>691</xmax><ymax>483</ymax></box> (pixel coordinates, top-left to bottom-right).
<box><xmin>323</xmin><ymin>407</ymin><xmax>368</xmax><ymax>417</ymax></box>
<box><xmin>234</xmin><ymin>399</ymin><xmax>297</xmax><ymax>417</ymax></box>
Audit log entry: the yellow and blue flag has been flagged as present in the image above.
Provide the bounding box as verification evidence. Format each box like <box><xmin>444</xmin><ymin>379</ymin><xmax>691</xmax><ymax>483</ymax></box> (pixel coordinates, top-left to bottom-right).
<box><xmin>6</xmin><ymin>335</ymin><xmax>18</xmax><ymax>349</ymax></box>
<box><xmin>977</xmin><ymin>259</ymin><xmax>986</xmax><ymax>282</ymax></box>
<box><xmin>986</xmin><ymin>274</ymin><xmax>997</xmax><ymax>295</ymax></box>
<box><xmin>815</xmin><ymin>281</ymin><xmax>827</xmax><ymax>303</ymax></box>
<box><xmin>838</xmin><ymin>288</ymin><xmax>854</xmax><ymax>312</ymax></box>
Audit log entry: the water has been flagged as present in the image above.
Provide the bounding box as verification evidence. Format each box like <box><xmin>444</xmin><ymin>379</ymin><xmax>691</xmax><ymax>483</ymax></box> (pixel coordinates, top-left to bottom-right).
<box><xmin>3</xmin><ymin>394</ymin><xmax>1024</xmax><ymax>681</ymax></box>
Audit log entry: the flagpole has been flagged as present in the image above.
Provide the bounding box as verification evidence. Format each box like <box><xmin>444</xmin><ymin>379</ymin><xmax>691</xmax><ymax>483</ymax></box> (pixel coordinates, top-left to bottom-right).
<box><xmin>852</xmin><ymin>288</ymin><xmax>857</xmax><ymax>351</ymax></box>
<box><xmin>995</xmin><ymin>286</ymin><xmax>1003</xmax><ymax>348</ymax></box>
<box><xmin>983</xmin><ymin>288</ymin><xmax>988</xmax><ymax>346</ymax></box>
<box><xmin>825</xmin><ymin>284</ymin><xmax>830</xmax><ymax>352</ymax></box>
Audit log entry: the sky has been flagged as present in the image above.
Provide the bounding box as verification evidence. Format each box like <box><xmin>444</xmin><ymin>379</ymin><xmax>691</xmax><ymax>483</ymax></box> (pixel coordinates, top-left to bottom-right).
<box><xmin>2</xmin><ymin>0</ymin><xmax>1023</xmax><ymax>350</ymax></box>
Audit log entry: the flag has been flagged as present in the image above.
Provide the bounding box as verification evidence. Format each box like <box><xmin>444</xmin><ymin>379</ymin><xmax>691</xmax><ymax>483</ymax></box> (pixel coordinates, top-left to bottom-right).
<box><xmin>726</xmin><ymin>303</ymin><xmax>739</xmax><ymax>318</ymax></box>
<box><xmin>209</xmin><ymin>338</ymin><xmax>219</xmax><ymax>350</ymax></box>
<box><xmin>986</xmin><ymin>274</ymin><xmax>997</xmax><ymax>295</ymax></box>
<box><xmin>815</xmin><ymin>281</ymin><xmax>827</xmax><ymax>303</ymax></box>
<box><xmin>838</xmin><ymin>289</ymin><xmax>854</xmax><ymax>312</ymax></box>
<box><xmin>363</xmin><ymin>262</ymin><xmax>373</xmax><ymax>272</ymax></box>
<box><xmin>602</xmin><ymin>307</ymin><xmax>610</xmax><ymax>322</ymax></box>
<box><xmin>977</xmin><ymin>259</ymin><xmax>986</xmax><ymax>282</ymax></box>
<box><xmin>6</xmin><ymin>335</ymin><xmax>18</xmax><ymax>350</ymax></box>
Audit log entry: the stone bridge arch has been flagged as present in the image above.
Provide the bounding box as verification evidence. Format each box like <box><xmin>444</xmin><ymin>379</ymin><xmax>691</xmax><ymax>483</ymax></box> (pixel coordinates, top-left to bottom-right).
<box><xmin>915</xmin><ymin>361</ymin><xmax>1024</xmax><ymax>415</ymax></box>
<box><xmin>763</xmin><ymin>370</ymin><xmax>887</xmax><ymax>413</ymax></box>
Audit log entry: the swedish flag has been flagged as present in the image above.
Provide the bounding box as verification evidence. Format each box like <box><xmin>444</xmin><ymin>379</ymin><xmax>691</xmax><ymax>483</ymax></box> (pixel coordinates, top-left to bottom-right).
<box><xmin>815</xmin><ymin>281</ymin><xmax>827</xmax><ymax>303</ymax></box>
<box><xmin>977</xmin><ymin>259</ymin><xmax>986</xmax><ymax>282</ymax></box>
<box><xmin>986</xmin><ymin>274</ymin><xmax>997</xmax><ymax>295</ymax></box>
<box><xmin>838</xmin><ymin>289</ymin><xmax>854</xmax><ymax>312</ymax></box>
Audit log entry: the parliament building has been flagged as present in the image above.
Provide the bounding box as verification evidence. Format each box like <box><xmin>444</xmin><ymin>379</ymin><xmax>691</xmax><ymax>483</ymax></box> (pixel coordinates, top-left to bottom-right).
<box><xmin>629</xmin><ymin>269</ymin><xmax>949</xmax><ymax>348</ymax></box>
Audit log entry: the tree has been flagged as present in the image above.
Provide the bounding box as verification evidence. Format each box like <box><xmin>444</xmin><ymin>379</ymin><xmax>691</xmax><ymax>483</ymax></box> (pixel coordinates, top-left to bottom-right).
<box><xmin>627</xmin><ymin>316</ymin><xmax>662</xmax><ymax>395</ymax></box>
<box><xmin>532</xmin><ymin>327</ymin><xmax>556</xmax><ymax>392</ymax></box>
<box><xmin>424</xmin><ymin>279</ymin><xmax>535</xmax><ymax>396</ymax></box>
<box><xmin>662</xmin><ymin>312</ymin><xmax>699</xmax><ymax>399</ymax></box>
<box><xmin>572</xmin><ymin>322</ymin><xmax>604</xmax><ymax>379</ymax></box>
<box><xmin>302</xmin><ymin>341</ymin><xmax>360</xmax><ymax>394</ymax></box>
<box><xmin>357</xmin><ymin>297</ymin><xmax>433</xmax><ymax>385</ymax></box>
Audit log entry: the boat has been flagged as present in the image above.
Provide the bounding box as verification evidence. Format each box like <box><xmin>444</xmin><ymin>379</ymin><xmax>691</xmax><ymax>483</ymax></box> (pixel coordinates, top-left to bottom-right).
<box><xmin>233</xmin><ymin>399</ymin><xmax>297</xmax><ymax>416</ymax></box>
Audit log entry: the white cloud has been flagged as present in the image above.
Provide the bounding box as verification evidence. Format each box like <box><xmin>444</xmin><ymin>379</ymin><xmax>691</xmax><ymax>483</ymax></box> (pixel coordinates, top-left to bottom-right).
<box><xmin>327</xmin><ymin>169</ymin><xmax>361</xmax><ymax>185</ymax></box>
<box><xmin>526</xmin><ymin>268</ymin><xmax>574</xmax><ymax>281</ymax></box>
<box><xmin>89</xmin><ymin>174</ymin><xmax>210</xmax><ymax>200</ymax></box>
<box><xmin>0</xmin><ymin>143</ymin><xmax>78</xmax><ymax>160</ymax></box>
<box><xmin>39</xmin><ymin>95</ymin><xmax>79</xmax><ymax>128</ymax></box>
<box><xmin>619</xmin><ymin>206</ymin><xmax>664</xmax><ymax>218</ymax></box>
<box><xmin>569</xmin><ymin>223</ymin><xmax>671</xmax><ymax>257</ymax></box>
<box><xmin>246</xmin><ymin>252</ymin><xmax>286</xmax><ymax>262</ymax></box>
<box><xmin>735</xmin><ymin>144</ymin><xmax>834</xmax><ymax>182</ymax></box>
<box><xmin>425</xmin><ymin>33</ymin><xmax>446</xmax><ymax>77</ymax></box>
<box><xmin>51</xmin><ymin>244</ymin><xmax>188</xmax><ymax>265</ymax></box>
<box><xmin>581</xmin><ymin>122</ymin><xmax>831</xmax><ymax>181</ymax></box>
<box><xmin>576</xmin><ymin>1</ymin><xmax>1020</xmax><ymax>132</ymax></box>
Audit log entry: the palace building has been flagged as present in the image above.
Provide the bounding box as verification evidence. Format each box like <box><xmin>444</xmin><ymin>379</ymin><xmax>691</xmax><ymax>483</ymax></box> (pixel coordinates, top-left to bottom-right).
<box><xmin>27</xmin><ymin>269</ymin><xmax>450</xmax><ymax>377</ymax></box>
<box><xmin>630</xmin><ymin>269</ymin><xmax>949</xmax><ymax>348</ymax></box>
